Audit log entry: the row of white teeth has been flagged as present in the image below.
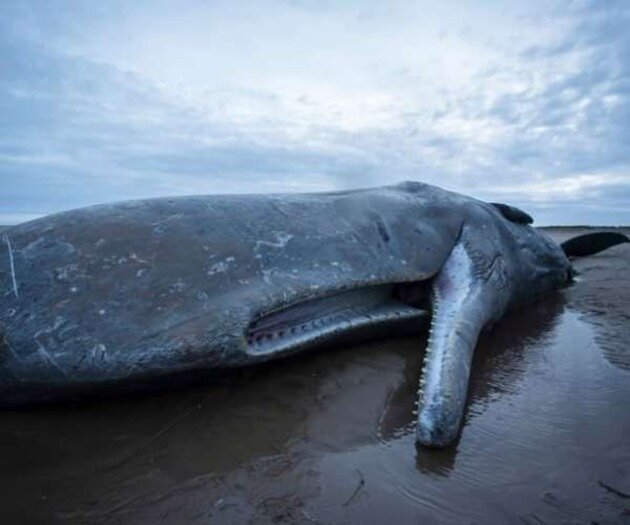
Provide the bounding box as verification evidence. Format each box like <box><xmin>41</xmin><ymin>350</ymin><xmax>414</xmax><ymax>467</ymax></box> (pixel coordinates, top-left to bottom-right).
<box><xmin>246</xmin><ymin>307</ymin><xmax>411</xmax><ymax>347</ymax></box>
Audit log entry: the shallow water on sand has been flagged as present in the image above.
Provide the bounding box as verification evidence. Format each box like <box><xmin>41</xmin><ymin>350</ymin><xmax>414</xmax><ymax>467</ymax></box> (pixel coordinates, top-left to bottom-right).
<box><xmin>0</xmin><ymin>229</ymin><xmax>628</xmax><ymax>524</ymax></box>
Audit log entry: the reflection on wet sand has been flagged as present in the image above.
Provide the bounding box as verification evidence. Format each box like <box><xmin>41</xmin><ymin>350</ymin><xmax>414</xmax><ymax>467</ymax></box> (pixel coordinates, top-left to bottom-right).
<box><xmin>0</xmin><ymin>228</ymin><xmax>628</xmax><ymax>524</ymax></box>
<box><xmin>544</xmin><ymin>227</ymin><xmax>630</xmax><ymax>372</ymax></box>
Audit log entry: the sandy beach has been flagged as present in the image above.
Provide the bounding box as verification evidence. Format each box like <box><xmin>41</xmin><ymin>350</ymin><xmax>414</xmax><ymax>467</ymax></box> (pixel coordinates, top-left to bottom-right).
<box><xmin>0</xmin><ymin>227</ymin><xmax>628</xmax><ymax>524</ymax></box>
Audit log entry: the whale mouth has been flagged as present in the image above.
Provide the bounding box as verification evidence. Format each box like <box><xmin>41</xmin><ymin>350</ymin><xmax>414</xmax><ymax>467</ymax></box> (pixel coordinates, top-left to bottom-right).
<box><xmin>245</xmin><ymin>282</ymin><xmax>430</xmax><ymax>357</ymax></box>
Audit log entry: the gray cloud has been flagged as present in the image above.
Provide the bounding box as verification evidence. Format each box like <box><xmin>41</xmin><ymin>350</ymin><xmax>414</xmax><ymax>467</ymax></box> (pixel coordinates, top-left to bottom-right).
<box><xmin>0</xmin><ymin>1</ymin><xmax>628</xmax><ymax>225</ymax></box>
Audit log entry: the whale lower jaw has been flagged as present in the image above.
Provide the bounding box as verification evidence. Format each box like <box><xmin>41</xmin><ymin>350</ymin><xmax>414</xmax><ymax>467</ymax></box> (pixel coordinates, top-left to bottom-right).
<box><xmin>245</xmin><ymin>239</ymin><xmax>496</xmax><ymax>451</ymax></box>
<box><xmin>246</xmin><ymin>283</ymin><xmax>429</xmax><ymax>357</ymax></box>
<box><xmin>416</xmin><ymin>238</ymin><xmax>496</xmax><ymax>447</ymax></box>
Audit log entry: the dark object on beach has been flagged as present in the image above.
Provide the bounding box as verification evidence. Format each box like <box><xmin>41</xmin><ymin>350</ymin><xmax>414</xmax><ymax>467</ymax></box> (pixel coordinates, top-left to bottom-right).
<box><xmin>561</xmin><ymin>231</ymin><xmax>629</xmax><ymax>258</ymax></box>
<box><xmin>1</xmin><ymin>181</ymin><xmax>626</xmax><ymax>447</ymax></box>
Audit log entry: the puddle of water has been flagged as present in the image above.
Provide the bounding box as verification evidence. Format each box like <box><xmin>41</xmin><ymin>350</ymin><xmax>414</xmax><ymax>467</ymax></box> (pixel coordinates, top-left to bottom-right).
<box><xmin>307</xmin><ymin>309</ymin><xmax>629</xmax><ymax>525</ymax></box>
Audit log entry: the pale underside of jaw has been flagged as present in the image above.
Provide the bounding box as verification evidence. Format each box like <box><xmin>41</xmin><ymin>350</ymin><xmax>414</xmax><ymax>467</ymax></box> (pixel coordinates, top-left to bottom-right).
<box><xmin>416</xmin><ymin>241</ymin><xmax>487</xmax><ymax>447</ymax></box>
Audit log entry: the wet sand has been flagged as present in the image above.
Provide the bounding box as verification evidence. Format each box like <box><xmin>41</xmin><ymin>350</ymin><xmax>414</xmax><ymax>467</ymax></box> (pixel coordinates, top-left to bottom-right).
<box><xmin>0</xmin><ymin>227</ymin><xmax>628</xmax><ymax>524</ymax></box>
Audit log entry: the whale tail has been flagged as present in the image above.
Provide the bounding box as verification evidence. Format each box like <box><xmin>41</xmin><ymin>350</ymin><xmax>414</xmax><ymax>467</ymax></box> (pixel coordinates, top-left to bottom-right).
<box><xmin>561</xmin><ymin>231</ymin><xmax>629</xmax><ymax>258</ymax></box>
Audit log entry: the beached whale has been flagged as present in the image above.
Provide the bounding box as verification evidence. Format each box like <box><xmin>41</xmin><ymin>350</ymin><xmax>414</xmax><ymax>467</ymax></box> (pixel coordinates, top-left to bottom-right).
<box><xmin>1</xmin><ymin>181</ymin><xmax>627</xmax><ymax>447</ymax></box>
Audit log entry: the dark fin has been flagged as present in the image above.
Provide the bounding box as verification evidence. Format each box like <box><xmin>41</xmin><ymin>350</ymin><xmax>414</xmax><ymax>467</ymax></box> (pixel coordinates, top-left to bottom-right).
<box><xmin>561</xmin><ymin>231</ymin><xmax>629</xmax><ymax>258</ymax></box>
<box><xmin>490</xmin><ymin>202</ymin><xmax>533</xmax><ymax>225</ymax></box>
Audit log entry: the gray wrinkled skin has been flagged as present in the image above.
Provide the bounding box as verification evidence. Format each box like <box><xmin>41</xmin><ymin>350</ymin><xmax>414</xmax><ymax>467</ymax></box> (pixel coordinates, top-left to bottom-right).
<box><xmin>0</xmin><ymin>181</ymin><xmax>572</xmax><ymax>447</ymax></box>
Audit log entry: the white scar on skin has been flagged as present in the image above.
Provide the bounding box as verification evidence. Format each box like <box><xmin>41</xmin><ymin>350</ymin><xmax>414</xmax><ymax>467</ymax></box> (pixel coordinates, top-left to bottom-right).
<box><xmin>3</xmin><ymin>234</ymin><xmax>19</xmax><ymax>299</ymax></box>
<box><xmin>33</xmin><ymin>319</ymin><xmax>69</xmax><ymax>376</ymax></box>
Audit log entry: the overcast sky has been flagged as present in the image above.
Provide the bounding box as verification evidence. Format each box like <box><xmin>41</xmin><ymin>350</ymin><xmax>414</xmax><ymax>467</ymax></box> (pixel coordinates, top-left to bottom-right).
<box><xmin>1</xmin><ymin>0</ymin><xmax>629</xmax><ymax>225</ymax></box>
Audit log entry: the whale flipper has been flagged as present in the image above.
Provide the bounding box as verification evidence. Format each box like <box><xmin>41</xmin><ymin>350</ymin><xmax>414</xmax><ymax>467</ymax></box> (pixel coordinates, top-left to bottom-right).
<box><xmin>416</xmin><ymin>236</ymin><xmax>500</xmax><ymax>447</ymax></box>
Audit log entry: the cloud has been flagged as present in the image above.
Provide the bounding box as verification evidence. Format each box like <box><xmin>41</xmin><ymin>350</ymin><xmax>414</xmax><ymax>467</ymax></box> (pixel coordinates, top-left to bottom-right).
<box><xmin>491</xmin><ymin>173</ymin><xmax>630</xmax><ymax>201</ymax></box>
<box><xmin>0</xmin><ymin>0</ymin><xmax>628</xmax><ymax>225</ymax></box>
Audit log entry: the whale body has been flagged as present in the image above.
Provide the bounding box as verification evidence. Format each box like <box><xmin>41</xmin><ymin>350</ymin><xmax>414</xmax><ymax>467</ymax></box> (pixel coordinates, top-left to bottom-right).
<box><xmin>1</xmin><ymin>181</ymin><xmax>627</xmax><ymax>447</ymax></box>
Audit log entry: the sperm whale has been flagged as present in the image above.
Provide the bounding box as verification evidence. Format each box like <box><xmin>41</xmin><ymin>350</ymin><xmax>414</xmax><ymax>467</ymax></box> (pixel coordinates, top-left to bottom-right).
<box><xmin>1</xmin><ymin>181</ymin><xmax>626</xmax><ymax>447</ymax></box>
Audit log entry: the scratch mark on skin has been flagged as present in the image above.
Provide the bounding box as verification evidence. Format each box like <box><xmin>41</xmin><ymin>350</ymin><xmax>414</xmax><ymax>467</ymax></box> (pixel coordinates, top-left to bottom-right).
<box><xmin>92</xmin><ymin>343</ymin><xmax>108</xmax><ymax>363</ymax></box>
<box><xmin>151</xmin><ymin>213</ymin><xmax>184</xmax><ymax>226</ymax></box>
<box><xmin>34</xmin><ymin>337</ymin><xmax>68</xmax><ymax>377</ymax></box>
<box><xmin>33</xmin><ymin>318</ymin><xmax>69</xmax><ymax>376</ymax></box>
<box><xmin>255</xmin><ymin>232</ymin><xmax>294</xmax><ymax>250</ymax></box>
<box><xmin>270</xmin><ymin>202</ymin><xmax>291</xmax><ymax>220</ymax></box>
<box><xmin>261</xmin><ymin>268</ymin><xmax>273</xmax><ymax>284</ymax></box>
<box><xmin>129</xmin><ymin>253</ymin><xmax>150</xmax><ymax>264</ymax></box>
<box><xmin>3</xmin><ymin>234</ymin><xmax>19</xmax><ymax>299</ymax></box>
<box><xmin>2</xmin><ymin>335</ymin><xmax>25</xmax><ymax>363</ymax></box>
<box><xmin>207</xmin><ymin>257</ymin><xmax>235</xmax><ymax>276</ymax></box>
